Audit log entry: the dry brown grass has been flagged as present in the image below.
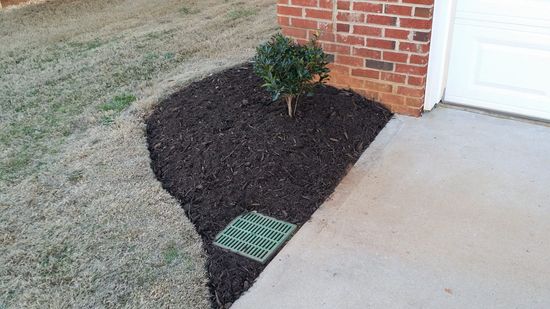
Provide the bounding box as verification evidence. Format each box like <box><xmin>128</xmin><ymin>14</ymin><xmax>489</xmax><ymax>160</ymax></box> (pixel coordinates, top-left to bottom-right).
<box><xmin>0</xmin><ymin>0</ymin><xmax>276</xmax><ymax>307</ymax></box>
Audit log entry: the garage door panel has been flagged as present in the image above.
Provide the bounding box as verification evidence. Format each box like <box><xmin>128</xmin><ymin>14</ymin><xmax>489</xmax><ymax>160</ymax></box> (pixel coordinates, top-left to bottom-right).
<box><xmin>478</xmin><ymin>43</ymin><xmax>549</xmax><ymax>97</ymax></box>
<box><xmin>458</xmin><ymin>0</ymin><xmax>550</xmax><ymax>28</ymax></box>
<box><xmin>445</xmin><ymin>0</ymin><xmax>550</xmax><ymax>121</ymax></box>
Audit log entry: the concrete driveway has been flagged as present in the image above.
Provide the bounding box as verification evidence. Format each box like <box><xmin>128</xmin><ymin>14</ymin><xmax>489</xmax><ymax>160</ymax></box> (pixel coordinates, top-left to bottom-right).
<box><xmin>234</xmin><ymin>107</ymin><xmax>550</xmax><ymax>309</ymax></box>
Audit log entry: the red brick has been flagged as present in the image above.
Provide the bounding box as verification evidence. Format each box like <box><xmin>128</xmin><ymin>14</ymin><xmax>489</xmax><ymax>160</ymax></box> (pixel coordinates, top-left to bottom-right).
<box><xmin>281</xmin><ymin>27</ymin><xmax>308</xmax><ymax>39</ymax></box>
<box><xmin>322</xmin><ymin>43</ymin><xmax>351</xmax><ymax>54</ymax></box>
<box><xmin>379</xmin><ymin>92</ymin><xmax>406</xmax><ymax>105</ymax></box>
<box><xmin>337</xmin><ymin>34</ymin><xmax>365</xmax><ymax>46</ymax></box>
<box><xmin>385</xmin><ymin>4</ymin><xmax>412</xmax><ymax>16</ymax></box>
<box><xmin>403</xmin><ymin>0</ymin><xmax>433</xmax><ymax>5</ymax></box>
<box><xmin>367</xmin><ymin>14</ymin><xmax>397</xmax><ymax>26</ymax></box>
<box><xmin>364</xmin><ymin>80</ymin><xmax>393</xmax><ymax>93</ymax></box>
<box><xmin>383</xmin><ymin>51</ymin><xmax>408</xmax><ymax>63</ymax></box>
<box><xmin>366</xmin><ymin>38</ymin><xmax>396</xmax><ymax>50</ymax></box>
<box><xmin>385</xmin><ymin>28</ymin><xmax>410</xmax><ymax>39</ymax></box>
<box><xmin>353</xmin><ymin>47</ymin><xmax>382</xmax><ymax>59</ymax></box>
<box><xmin>353</xmin><ymin>25</ymin><xmax>382</xmax><ymax>36</ymax></box>
<box><xmin>410</xmin><ymin>54</ymin><xmax>429</xmax><ymax>65</ymax></box>
<box><xmin>337</xmin><ymin>12</ymin><xmax>365</xmax><ymax>22</ymax></box>
<box><xmin>353</xmin><ymin>2</ymin><xmax>383</xmax><ymax>13</ymax></box>
<box><xmin>327</xmin><ymin>63</ymin><xmax>350</xmax><ymax>74</ymax></box>
<box><xmin>390</xmin><ymin>104</ymin><xmax>422</xmax><ymax>116</ymax></box>
<box><xmin>406</xmin><ymin>97</ymin><xmax>424</xmax><ymax>108</ymax></box>
<box><xmin>291</xmin><ymin>0</ymin><xmax>318</xmax><ymax>7</ymax></box>
<box><xmin>381</xmin><ymin>72</ymin><xmax>407</xmax><ymax>83</ymax></box>
<box><xmin>413</xmin><ymin>31</ymin><xmax>430</xmax><ymax>42</ymax></box>
<box><xmin>356</xmin><ymin>89</ymin><xmax>381</xmax><ymax>101</ymax></box>
<box><xmin>277</xmin><ymin>5</ymin><xmax>303</xmax><ymax>16</ymax></box>
<box><xmin>291</xmin><ymin>18</ymin><xmax>318</xmax><ymax>29</ymax></box>
<box><xmin>278</xmin><ymin>16</ymin><xmax>291</xmax><ymax>26</ymax></box>
<box><xmin>337</xmin><ymin>0</ymin><xmax>350</xmax><ymax>10</ymax></box>
<box><xmin>331</xmin><ymin>75</ymin><xmax>364</xmax><ymax>88</ymax></box>
<box><xmin>278</xmin><ymin>0</ymin><xmax>289</xmax><ymax>4</ymax></box>
<box><xmin>408</xmin><ymin>76</ymin><xmax>426</xmax><ymax>86</ymax></box>
<box><xmin>351</xmin><ymin>68</ymin><xmax>380</xmax><ymax>79</ymax></box>
<box><xmin>400</xmin><ymin>17</ymin><xmax>432</xmax><ymax>29</ymax></box>
<box><xmin>399</xmin><ymin>42</ymin><xmax>430</xmax><ymax>53</ymax></box>
<box><xmin>337</xmin><ymin>23</ymin><xmax>350</xmax><ymax>32</ymax></box>
<box><xmin>414</xmin><ymin>7</ymin><xmax>433</xmax><ymax>18</ymax></box>
<box><xmin>311</xmin><ymin>29</ymin><xmax>335</xmax><ymax>42</ymax></box>
<box><xmin>395</xmin><ymin>63</ymin><xmax>428</xmax><ymax>75</ymax></box>
<box><xmin>397</xmin><ymin>86</ymin><xmax>425</xmax><ymax>97</ymax></box>
<box><xmin>336</xmin><ymin>55</ymin><xmax>364</xmax><ymax>66</ymax></box>
<box><xmin>319</xmin><ymin>0</ymin><xmax>333</xmax><ymax>9</ymax></box>
<box><xmin>305</xmin><ymin>8</ymin><xmax>332</xmax><ymax>20</ymax></box>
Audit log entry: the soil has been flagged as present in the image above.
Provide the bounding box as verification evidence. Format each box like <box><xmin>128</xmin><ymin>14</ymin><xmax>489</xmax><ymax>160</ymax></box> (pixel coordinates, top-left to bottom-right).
<box><xmin>146</xmin><ymin>63</ymin><xmax>392</xmax><ymax>308</ymax></box>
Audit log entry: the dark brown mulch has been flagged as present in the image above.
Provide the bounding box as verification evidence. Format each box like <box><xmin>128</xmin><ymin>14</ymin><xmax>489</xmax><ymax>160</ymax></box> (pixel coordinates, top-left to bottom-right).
<box><xmin>146</xmin><ymin>63</ymin><xmax>392</xmax><ymax>308</ymax></box>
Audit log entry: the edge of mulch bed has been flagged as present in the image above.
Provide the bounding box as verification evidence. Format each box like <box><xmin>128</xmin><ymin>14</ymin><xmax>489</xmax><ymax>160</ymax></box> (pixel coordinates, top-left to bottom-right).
<box><xmin>146</xmin><ymin>62</ymin><xmax>393</xmax><ymax>308</ymax></box>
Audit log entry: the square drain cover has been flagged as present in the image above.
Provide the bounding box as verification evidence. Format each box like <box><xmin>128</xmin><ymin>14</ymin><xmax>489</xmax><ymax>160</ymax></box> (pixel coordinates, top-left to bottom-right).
<box><xmin>214</xmin><ymin>211</ymin><xmax>296</xmax><ymax>264</ymax></box>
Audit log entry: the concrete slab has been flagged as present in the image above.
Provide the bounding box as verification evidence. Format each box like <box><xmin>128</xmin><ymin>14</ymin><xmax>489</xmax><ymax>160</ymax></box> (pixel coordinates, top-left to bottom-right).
<box><xmin>234</xmin><ymin>107</ymin><xmax>550</xmax><ymax>309</ymax></box>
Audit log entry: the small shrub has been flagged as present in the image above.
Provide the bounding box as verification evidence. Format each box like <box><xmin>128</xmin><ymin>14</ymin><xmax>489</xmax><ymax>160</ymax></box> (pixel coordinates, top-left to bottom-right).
<box><xmin>254</xmin><ymin>33</ymin><xmax>330</xmax><ymax>117</ymax></box>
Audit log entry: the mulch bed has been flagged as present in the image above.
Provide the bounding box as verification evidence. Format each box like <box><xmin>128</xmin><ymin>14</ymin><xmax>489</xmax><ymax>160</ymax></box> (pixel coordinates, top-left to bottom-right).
<box><xmin>146</xmin><ymin>63</ymin><xmax>392</xmax><ymax>308</ymax></box>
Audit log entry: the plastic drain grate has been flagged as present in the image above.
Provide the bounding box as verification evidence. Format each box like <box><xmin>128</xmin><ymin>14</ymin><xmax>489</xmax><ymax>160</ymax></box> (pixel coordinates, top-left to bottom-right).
<box><xmin>213</xmin><ymin>211</ymin><xmax>297</xmax><ymax>264</ymax></box>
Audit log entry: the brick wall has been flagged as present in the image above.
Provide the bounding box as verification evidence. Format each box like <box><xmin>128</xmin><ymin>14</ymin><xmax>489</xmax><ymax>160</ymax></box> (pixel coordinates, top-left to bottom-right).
<box><xmin>277</xmin><ymin>0</ymin><xmax>434</xmax><ymax>116</ymax></box>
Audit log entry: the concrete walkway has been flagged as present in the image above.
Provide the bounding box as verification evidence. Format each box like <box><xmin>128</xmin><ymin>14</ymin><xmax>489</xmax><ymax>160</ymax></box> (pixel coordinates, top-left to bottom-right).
<box><xmin>234</xmin><ymin>107</ymin><xmax>550</xmax><ymax>309</ymax></box>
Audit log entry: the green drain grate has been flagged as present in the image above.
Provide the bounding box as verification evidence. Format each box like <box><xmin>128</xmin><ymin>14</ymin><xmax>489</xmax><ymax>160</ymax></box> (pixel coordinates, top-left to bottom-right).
<box><xmin>213</xmin><ymin>211</ymin><xmax>297</xmax><ymax>264</ymax></box>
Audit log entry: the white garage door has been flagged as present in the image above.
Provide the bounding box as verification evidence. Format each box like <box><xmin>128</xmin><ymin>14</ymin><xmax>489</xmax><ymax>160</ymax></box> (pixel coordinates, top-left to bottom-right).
<box><xmin>445</xmin><ymin>0</ymin><xmax>550</xmax><ymax>121</ymax></box>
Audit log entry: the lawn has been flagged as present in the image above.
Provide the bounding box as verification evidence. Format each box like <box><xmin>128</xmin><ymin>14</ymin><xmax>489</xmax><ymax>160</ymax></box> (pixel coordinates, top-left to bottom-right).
<box><xmin>0</xmin><ymin>0</ymin><xmax>276</xmax><ymax>307</ymax></box>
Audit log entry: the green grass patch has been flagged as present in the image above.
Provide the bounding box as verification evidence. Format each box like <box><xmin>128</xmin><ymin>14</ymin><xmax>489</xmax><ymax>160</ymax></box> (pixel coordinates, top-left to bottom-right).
<box><xmin>100</xmin><ymin>115</ymin><xmax>114</xmax><ymax>126</ymax></box>
<box><xmin>163</xmin><ymin>52</ymin><xmax>175</xmax><ymax>60</ymax></box>
<box><xmin>0</xmin><ymin>32</ymin><xmax>186</xmax><ymax>180</ymax></box>
<box><xmin>38</xmin><ymin>244</ymin><xmax>74</xmax><ymax>280</ymax></box>
<box><xmin>226</xmin><ymin>7</ymin><xmax>258</xmax><ymax>21</ymax></box>
<box><xmin>67</xmin><ymin>169</ymin><xmax>84</xmax><ymax>183</ymax></box>
<box><xmin>163</xmin><ymin>244</ymin><xmax>180</xmax><ymax>264</ymax></box>
<box><xmin>68</xmin><ymin>39</ymin><xmax>104</xmax><ymax>52</ymax></box>
<box><xmin>179</xmin><ymin>6</ymin><xmax>200</xmax><ymax>15</ymax></box>
<box><xmin>99</xmin><ymin>94</ymin><xmax>137</xmax><ymax>112</ymax></box>
<box><xmin>144</xmin><ymin>29</ymin><xmax>175</xmax><ymax>41</ymax></box>
<box><xmin>0</xmin><ymin>155</ymin><xmax>32</xmax><ymax>181</ymax></box>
